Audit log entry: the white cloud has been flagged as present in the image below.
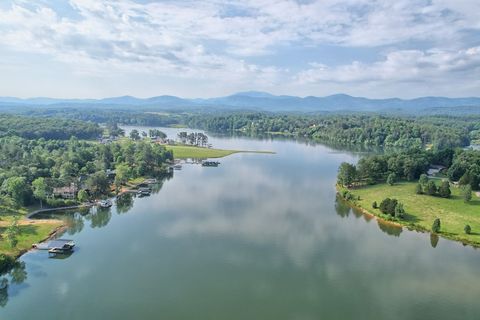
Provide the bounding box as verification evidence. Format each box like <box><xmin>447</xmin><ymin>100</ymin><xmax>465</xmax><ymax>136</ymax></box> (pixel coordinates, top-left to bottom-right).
<box><xmin>296</xmin><ymin>46</ymin><xmax>480</xmax><ymax>84</ymax></box>
<box><xmin>0</xmin><ymin>0</ymin><xmax>478</xmax><ymax>97</ymax></box>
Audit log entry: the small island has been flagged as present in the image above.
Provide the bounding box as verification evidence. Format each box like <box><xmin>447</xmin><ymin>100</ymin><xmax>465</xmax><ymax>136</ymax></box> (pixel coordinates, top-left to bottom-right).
<box><xmin>337</xmin><ymin>148</ymin><xmax>480</xmax><ymax>247</ymax></box>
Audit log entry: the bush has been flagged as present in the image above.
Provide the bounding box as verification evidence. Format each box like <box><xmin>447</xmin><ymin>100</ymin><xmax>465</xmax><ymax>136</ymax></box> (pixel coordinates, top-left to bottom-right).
<box><xmin>46</xmin><ymin>198</ymin><xmax>77</xmax><ymax>208</ymax></box>
<box><xmin>464</xmin><ymin>225</ymin><xmax>472</xmax><ymax>234</ymax></box>
<box><xmin>379</xmin><ymin>198</ymin><xmax>398</xmax><ymax>216</ymax></box>
<box><xmin>438</xmin><ymin>180</ymin><xmax>451</xmax><ymax>198</ymax></box>
<box><xmin>387</xmin><ymin>173</ymin><xmax>396</xmax><ymax>186</ymax></box>
<box><xmin>372</xmin><ymin>201</ymin><xmax>378</xmax><ymax>209</ymax></box>
<box><xmin>394</xmin><ymin>203</ymin><xmax>405</xmax><ymax>219</ymax></box>
<box><xmin>432</xmin><ymin>218</ymin><xmax>441</xmax><ymax>233</ymax></box>
<box><xmin>462</xmin><ymin>185</ymin><xmax>472</xmax><ymax>203</ymax></box>
<box><xmin>419</xmin><ymin>174</ymin><xmax>429</xmax><ymax>186</ymax></box>
<box><xmin>415</xmin><ymin>183</ymin><xmax>423</xmax><ymax>194</ymax></box>
<box><xmin>426</xmin><ymin>180</ymin><xmax>438</xmax><ymax>196</ymax></box>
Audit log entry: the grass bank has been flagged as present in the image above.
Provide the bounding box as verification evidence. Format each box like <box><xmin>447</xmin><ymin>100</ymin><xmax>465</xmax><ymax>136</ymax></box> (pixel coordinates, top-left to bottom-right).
<box><xmin>0</xmin><ymin>214</ymin><xmax>63</xmax><ymax>257</ymax></box>
<box><xmin>338</xmin><ymin>182</ymin><xmax>480</xmax><ymax>246</ymax></box>
<box><xmin>166</xmin><ymin>145</ymin><xmax>274</xmax><ymax>159</ymax></box>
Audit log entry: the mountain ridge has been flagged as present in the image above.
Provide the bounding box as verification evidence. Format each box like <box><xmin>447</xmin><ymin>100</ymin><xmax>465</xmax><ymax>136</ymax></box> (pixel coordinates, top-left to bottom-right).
<box><xmin>1</xmin><ymin>91</ymin><xmax>479</xmax><ymax>112</ymax></box>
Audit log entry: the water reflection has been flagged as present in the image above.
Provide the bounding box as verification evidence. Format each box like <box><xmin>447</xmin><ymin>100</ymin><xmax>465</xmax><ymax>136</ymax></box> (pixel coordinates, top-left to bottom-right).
<box><xmin>334</xmin><ymin>195</ymin><xmax>351</xmax><ymax>218</ymax></box>
<box><xmin>116</xmin><ymin>193</ymin><xmax>134</xmax><ymax>214</ymax></box>
<box><xmin>377</xmin><ymin>221</ymin><xmax>403</xmax><ymax>237</ymax></box>
<box><xmin>430</xmin><ymin>233</ymin><xmax>439</xmax><ymax>248</ymax></box>
<box><xmin>0</xmin><ymin>261</ymin><xmax>27</xmax><ymax>308</ymax></box>
<box><xmin>335</xmin><ymin>197</ymin><xmax>403</xmax><ymax>238</ymax></box>
<box><xmin>86</xmin><ymin>207</ymin><xmax>112</xmax><ymax>229</ymax></box>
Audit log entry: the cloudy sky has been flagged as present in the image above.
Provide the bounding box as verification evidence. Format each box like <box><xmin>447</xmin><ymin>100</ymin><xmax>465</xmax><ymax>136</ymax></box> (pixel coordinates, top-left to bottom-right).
<box><xmin>0</xmin><ymin>0</ymin><xmax>479</xmax><ymax>99</ymax></box>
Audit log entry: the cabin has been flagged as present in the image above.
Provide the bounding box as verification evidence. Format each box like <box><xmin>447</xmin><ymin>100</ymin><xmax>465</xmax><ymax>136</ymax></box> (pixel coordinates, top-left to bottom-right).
<box><xmin>52</xmin><ymin>183</ymin><xmax>78</xmax><ymax>199</ymax></box>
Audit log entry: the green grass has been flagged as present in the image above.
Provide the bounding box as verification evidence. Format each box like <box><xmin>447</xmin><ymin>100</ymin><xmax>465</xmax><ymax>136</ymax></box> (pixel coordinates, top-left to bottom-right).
<box><xmin>166</xmin><ymin>145</ymin><xmax>274</xmax><ymax>159</ymax></box>
<box><xmin>343</xmin><ymin>182</ymin><xmax>480</xmax><ymax>245</ymax></box>
<box><xmin>0</xmin><ymin>219</ymin><xmax>62</xmax><ymax>257</ymax></box>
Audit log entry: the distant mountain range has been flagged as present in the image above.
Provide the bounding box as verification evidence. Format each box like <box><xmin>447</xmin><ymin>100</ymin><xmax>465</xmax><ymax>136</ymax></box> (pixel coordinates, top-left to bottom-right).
<box><xmin>1</xmin><ymin>91</ymin><xmax>480</xmax><ymax>113</ymax></box>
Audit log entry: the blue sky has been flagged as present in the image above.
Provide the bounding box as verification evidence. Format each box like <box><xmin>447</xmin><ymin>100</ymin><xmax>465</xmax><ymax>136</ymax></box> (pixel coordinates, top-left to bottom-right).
<box><xmin>0</xmin><ymin>0</ymin><xmax>479</xmax><ymax>99</ymax></box>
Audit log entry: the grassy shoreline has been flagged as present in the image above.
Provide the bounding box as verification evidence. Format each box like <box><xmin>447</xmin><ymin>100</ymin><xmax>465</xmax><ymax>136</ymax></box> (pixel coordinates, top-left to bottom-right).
<box><xmin>165</xmin><ymin>145</ymin><xmax>274</xmax><ymax>159</ymax></box>
<box><xmin>337</xmin><ymin>182</ymin><xmax>480</xmax><ymax>247</ymax></box>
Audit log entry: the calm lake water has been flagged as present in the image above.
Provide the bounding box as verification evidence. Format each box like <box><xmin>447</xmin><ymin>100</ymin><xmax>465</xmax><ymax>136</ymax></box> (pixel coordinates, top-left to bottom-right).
<box><xmin>1</xmin><ymin>127</ymin><xmax>480</xmax><ymax>320</ymax></box>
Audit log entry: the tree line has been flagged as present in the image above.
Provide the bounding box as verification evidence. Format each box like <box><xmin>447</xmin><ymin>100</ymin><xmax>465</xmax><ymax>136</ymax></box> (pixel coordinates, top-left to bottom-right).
<box><xmin>338</xmin><ymin>147</ymin><xmax>480</xmax><ymax>191</ymax></box>
<box><xmin>0</xmin><ymin>114</ymin><xmax>102</xmax><ymax>140</ymax></box>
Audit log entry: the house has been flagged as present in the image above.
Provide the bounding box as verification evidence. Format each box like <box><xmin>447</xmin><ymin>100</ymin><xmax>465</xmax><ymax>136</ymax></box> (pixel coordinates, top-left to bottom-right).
<box><xmin>427</xmin><ymin>165</ymin><xmax>446</xmax><ymax>177</ymax></box>
<box><xmin>53</xmin><ymin>183</ymin><xmax>78</xmax><ymax>199</ymax></box>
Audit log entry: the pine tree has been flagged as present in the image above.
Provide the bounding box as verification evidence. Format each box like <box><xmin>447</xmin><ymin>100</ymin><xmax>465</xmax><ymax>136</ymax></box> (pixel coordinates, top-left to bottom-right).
<box><xmin>432</xmin><ymin>218</ymin><xmax>441</xmax><ymax>233</ymax></box>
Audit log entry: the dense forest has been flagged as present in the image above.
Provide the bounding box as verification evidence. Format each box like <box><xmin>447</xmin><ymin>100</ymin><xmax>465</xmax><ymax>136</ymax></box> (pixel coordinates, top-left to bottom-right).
<box><xmin>0</xmin><ymin>136</ymin><xmax>172</xmax><ymax>209</ymax></box>
<box><xmin>186</xmin><ymin>113</ymin><xmax>477</xmax><ymax>149</ymax></box>
<box><xmin>0</xmin><ymin>114</ymin><xmax>102</xmax><ymax>140</ymax></box>
<box><xmin>20</xmin><ymin>109</ymin><xmax>184</xmax><ymax>127</ymax></box>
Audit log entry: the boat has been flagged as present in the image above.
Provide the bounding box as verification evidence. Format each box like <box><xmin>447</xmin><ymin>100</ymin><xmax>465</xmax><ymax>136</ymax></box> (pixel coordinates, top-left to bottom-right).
<box><xmin>202</xmin><ymin>161</ymin><xmax>220</xmax><ymax>167</ymax></box>
<box><xmin>137</xmin><ymin>188</ymin><xmax>151</xmax><ymax>196</ymax></box>
<box><xmin>98</xmin><ymin>199</ymin><xmax>112</xmax><ymax>208</ymax></box>
<box><xmin>173</xmin><ymin>164</ymin><xmax>182</xmax><ymax>170</ymax></box>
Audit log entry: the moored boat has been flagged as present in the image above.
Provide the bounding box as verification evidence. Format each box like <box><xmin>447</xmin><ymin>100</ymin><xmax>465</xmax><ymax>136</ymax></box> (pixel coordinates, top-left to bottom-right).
<box><xmin>202</xmin><ymin>161</ymin><xmax>220</xmax><ymax>167</ymax></box>
<box><xmin>99</xmin><ymin>199</ymin><xmax>113</xmax><ymax>208</ymax></box>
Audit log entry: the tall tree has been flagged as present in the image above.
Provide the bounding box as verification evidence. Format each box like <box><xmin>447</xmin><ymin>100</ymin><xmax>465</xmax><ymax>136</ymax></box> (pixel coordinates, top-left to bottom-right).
<box><xmin>337</xmin><ymin>163</ymin><xmax>357</xmax><ymax>187</ymax></box>
<box><xmin>32</xmin><ymin>177</ymin><xmax>49</xmax><ymax>208</ymax></box>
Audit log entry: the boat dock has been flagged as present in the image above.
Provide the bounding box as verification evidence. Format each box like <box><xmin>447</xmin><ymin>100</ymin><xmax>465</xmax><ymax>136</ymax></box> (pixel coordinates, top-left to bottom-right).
<box><xmin>33</xmin><ymin>239</ymin><xmax>75</xmax><ymax>254</ymax></box>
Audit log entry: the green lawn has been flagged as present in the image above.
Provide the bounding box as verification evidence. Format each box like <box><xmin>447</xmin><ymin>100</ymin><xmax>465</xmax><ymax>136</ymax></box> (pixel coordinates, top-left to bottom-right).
<box><xmin>166</xmin><ymin>145</ymin><xmax>274</xmax><ymax>159</ymax></box>
<box><xmin>0</xmin><ymin>219</ymin><xmax>62</xmax><ymax>257</ymax></box>
<box><xmin>346</xmin><ymin>182</ymin><xmax>480</xmax><ymax>245</ymax></box>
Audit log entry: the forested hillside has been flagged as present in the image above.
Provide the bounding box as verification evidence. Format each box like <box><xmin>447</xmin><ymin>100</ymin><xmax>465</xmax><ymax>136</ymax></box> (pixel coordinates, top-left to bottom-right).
<box><xmin>0</xmin><ymin>114</ymin><xmax>102</xmax><ymax>140</ymax></box>
<box><xmin>186</xmin><ymin>113</ymin><xmax>477</xmax><ymax>149</ymax></box>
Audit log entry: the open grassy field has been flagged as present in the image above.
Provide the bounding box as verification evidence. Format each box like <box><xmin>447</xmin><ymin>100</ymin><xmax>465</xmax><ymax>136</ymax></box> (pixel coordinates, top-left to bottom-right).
<box><xmin>345</xmin><ymin>182</ymin><xmax>480</xmax><ymax>245</ymax></box>
<box><xmin>166</xmin><ymin>145</ymin><xmax>274</xmax><ymax>159</ymax></box>
<box><xmin>0</xmin><ymin>217</ymin><xmax>62</xmax><ymax>257</ymax></box>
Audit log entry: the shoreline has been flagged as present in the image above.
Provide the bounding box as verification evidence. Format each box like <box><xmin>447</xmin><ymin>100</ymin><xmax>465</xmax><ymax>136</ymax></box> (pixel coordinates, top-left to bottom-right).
<box><xmin>336</xmin><ymin>185</ymin><xmax>480</xmax><ymax>249</ymax></box>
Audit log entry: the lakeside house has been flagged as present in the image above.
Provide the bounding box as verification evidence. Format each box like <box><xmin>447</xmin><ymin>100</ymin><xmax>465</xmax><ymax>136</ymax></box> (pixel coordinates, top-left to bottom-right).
<box><xmin>98</xmin><ymin>136</ymin><xmax>119</xmax><ymax>145</ymax></box>
<box><xmin>427</xmin><ymin>165</ymin><xmax>446</xmax><ymax>177</ymax></box>
<box><xmin>52</xmin><ymin>183</ymin><xmax>78</xmax><ymax>199</ymax></box>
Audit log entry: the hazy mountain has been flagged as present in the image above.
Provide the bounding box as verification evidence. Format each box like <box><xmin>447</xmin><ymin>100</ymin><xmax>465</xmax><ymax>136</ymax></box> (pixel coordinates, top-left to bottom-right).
<box><xmin>1</xmin><ymin>91</ymin><xmax>479</xmax><ymax>113</ymax></box>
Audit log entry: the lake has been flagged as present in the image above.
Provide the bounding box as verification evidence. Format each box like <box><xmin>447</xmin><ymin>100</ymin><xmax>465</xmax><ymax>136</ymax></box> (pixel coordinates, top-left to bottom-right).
<box><xmin>1</xmin><ymin>127</ymin><xmax>480</xmax><ymax>320</ymax></box>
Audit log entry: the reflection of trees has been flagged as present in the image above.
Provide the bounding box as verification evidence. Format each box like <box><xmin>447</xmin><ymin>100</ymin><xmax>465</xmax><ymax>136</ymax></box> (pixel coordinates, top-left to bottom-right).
<box><xmin>116</xmin><ymin>194</ymin><xmax>134</xmax><ymax>214</ymax></box>
<box><xmin>430</xmin><ymin>233</ymin><xmax>439</xmax><ymax>248</ymax></box>
<box><xmin>10</xmin><ymin>261</ymin><xmax>27</xmax><ymax>284</ymax></box>
<box><xmin>65</xmin><ymin>212</ymin><xmax>85</xmax><ymax>235</ymax></box>
<box><xmin>377</xmin><ymin>221</ymin><xmax>403</xmax><ymax>237</ymax></box>
<box><xmin>0</xmin><ymin>281</ymin><xmax>7</xmax><ymax>307</ymax></box>
<box><xmin>86</xmin><ymin>208</ymin><xmax>112</xmax><ymax>229</ymax></box>
<box><xmin>150</xmin><ymin>171</ymin><xmax>172</xmax><ymax>195</ymax></box>
<box><xmin>0</xmin><ymin>261</ymin><xmax>28</xmax><ymax>308</ymax></box>
<box><xmin>334</xmin><ymin>196</ymin><xmax>351</xmax><ymax>218</ymax></box>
